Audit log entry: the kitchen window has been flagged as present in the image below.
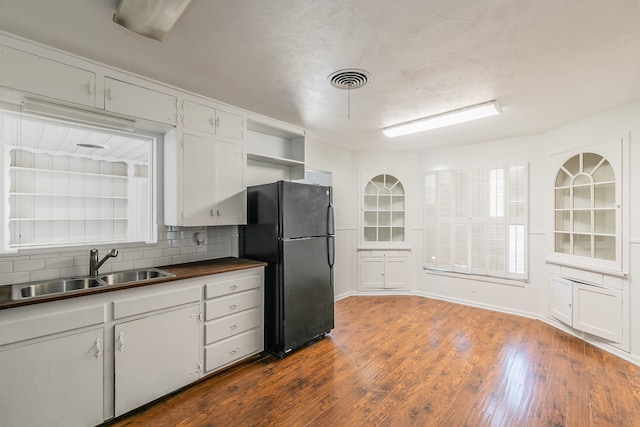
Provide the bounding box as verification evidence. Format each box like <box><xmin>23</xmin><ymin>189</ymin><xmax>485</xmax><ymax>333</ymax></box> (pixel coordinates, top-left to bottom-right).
<box><xmin>424</xmin><ymin>164</ymin><xmax>528</xmax><ymax>281</ymax></box>
<box><xmin>0</xmin><ymin>109</ymin><xmax>156</xmax><ymax>252</ymax></box>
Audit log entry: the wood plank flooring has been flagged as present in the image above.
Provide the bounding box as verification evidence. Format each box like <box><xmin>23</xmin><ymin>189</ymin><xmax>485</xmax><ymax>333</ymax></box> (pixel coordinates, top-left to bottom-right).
<box><xmin>106</xmin><ymin>296</ymin><xmax>640</xmax><ymax>426</ymax></box>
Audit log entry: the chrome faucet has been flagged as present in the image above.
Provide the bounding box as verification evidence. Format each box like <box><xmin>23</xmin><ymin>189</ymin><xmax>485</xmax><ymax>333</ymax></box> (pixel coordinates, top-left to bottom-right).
<box><xmin>89</xmin><ymin>248</ymin><xmax>119</xmax><ymax>276</ymax></box>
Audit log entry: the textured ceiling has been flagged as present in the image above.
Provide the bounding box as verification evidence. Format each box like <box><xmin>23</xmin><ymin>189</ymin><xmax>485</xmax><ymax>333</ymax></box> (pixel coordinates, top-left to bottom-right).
<box><xmin>1</xmin><ymin>0</ymin><xmax>639</xmax><ymax>152</ymax></box>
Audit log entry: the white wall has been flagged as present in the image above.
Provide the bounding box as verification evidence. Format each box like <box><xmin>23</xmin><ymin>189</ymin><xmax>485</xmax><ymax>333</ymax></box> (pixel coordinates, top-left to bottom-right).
<box><xmin>342</xmin><ymin>100</ymin><xmax>640</xmax><ymax>364</ymax></box>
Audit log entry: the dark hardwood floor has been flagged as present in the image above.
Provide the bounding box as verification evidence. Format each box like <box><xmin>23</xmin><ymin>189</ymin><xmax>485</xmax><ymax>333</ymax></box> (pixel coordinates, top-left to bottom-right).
<box><xmin>107</xmin><ymin>296</ymin><xmax>640</xmax><ymax>426</ymax></box>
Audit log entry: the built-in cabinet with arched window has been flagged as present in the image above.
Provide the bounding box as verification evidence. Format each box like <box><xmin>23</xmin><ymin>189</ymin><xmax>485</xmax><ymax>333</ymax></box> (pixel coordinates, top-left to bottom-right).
<box><xmin>547</xmin><ymin>139</ymin><xmax>629</xmax><ymax>351</ymax></box>
<box><xmin>358</xmin><ymin>171</ymin><xmax>409</xmax><ymax>291</ymax></box>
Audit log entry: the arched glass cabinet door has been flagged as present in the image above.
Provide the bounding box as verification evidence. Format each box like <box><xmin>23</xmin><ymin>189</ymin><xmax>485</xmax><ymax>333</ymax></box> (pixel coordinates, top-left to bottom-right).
<box><xmin>554</xmin><ymin>152</ymin><xmax>616</xmax><ymax>261</ymax></box>
<box><xmin>363</xmin><ymin>174</ymin><xmax>405</xmax><ymax>242</ymax></box>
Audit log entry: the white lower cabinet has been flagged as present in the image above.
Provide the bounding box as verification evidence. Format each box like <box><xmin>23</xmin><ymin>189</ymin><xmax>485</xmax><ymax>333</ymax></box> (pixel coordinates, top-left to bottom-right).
<box><xmin>358</xmin><ymin>250</ymin><xmax>409</xmax><ymax>290</ymax></box>
<box><xmin>0</xmin><ymin>328</ymin><xmax>104</xmax><ymax>427</ymax></box>
<box><xmin>114</xmin><ymin>304</ymin><xmax>200</xmax><ymax>417</ymax></box>
<box><xmin>203</xmin><ymin>271</ymin><xmax>264</xmax><ymax>372</ymax></box>
<box><xmin>550</xmin><ymin>275</ymin><xmax>623</xmax><ymax>343</ymax></box>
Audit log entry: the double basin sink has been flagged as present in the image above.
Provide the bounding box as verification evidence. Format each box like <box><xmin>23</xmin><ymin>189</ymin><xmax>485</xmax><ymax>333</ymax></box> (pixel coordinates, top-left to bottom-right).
<box><xmin>12</xmin><ymin>268</ymin><xmax>174</xmax><ymax>301</ymax></box>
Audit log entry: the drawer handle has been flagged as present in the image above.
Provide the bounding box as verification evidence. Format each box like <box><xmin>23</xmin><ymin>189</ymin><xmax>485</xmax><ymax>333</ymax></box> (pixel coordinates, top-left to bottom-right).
<box><xmin>230</xmin><ymin>284</ymin><xmax>238</xmax><ymax>290</ymax></box>
<box><xmin>229</xmin><ymin>304</ymin><xmax>238</xmax><ymax>310</ymax></box>
<box><xmin>230</xmin><ymin>323</ymin><xmax>239</xmax><ymax>330</ymax></box>
<box><xmin>230</xmin><ymin>346</ymin><xmax>240</xmax><ymax>355</ymax></box>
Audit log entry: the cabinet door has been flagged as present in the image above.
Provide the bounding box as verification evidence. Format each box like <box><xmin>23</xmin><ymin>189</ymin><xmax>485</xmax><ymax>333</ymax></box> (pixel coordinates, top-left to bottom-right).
<box><xmin>105</xmin><ymin>77</ymin><xmax>177</xmax><ymax>125</ymax></box>
<box><xmin>384</xmin><ymin>258</ymin><xmax>408</xmax><ymax>289</ymax></box>
<box><xmin>359</xmin><ymin>257</ymin><xmax>385</xmax><ymax>289</ymax></box>
<box><xmin>0</xmin><ymin>328</ymin><xmax>104</xmax><ymax>427</ymax></box>
<box><xmin>0</xmin><ymin>44</ymin><xmax>96</xmax><ymax>107</ymax></box>
<box><xmin>216</xmin><ymin>109</ymin><xmax>244</xmax><ymax>140</ymax></box>
<box><xmin>550</xmin><ymin>277</ymin><xmax>573</xmax><ymax>326</ymax></box>
<box><xmin>182</xmin><ymin>133</ymin><xmax>217</xmax><ymax>226</ymax></box>
<box><xmin>573</xmin><ymin>283</ymin><xmax>623</xmax><ymax>343</ymax></box>
<box><xmin>114</xmin><ymin>305</ymin><xmax>200</xmax><ymax>417</ymax></box>
<box><xmin>182</xmin><ymin>100</ymin><xmax>216</xmax><ymax>133</ymax></box>
<box><xmin>212</xmin><ymin>140</ymin><xmax>246</xmax><ymax>225</ymax></box>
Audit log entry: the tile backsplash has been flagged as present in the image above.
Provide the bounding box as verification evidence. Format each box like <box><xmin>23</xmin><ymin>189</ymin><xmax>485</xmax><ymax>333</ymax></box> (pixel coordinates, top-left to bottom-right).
<box><xmin>0</xmin><ymin>225</ymin><xmax>238</xmax><ymax>285</ymax></box>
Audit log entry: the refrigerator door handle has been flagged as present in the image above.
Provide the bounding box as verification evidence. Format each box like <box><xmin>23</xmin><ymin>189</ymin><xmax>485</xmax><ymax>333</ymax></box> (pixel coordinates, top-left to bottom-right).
<box><xmin>327</xmin><ymin>204</ymin><xmax>335</xmax><ymax>236</ymax></box>
<box><xmin>328</xmin><ymin>236</ymin><xmax>335</xmax><ymax>268</ymax></box>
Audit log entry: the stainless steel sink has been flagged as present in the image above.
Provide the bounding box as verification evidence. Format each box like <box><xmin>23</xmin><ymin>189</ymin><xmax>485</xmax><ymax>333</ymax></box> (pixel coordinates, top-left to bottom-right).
<box><xmin>98</xmin><ymin>268</ymin><xmax>174</xmax><ymax>285</ymax></box>
<box><xmin>11</xmin><ymin>268</ymin><xmax>174</xmax><ymax>300</ymax></box>
<box><xmin>12</xmin><ymin>277</ymin><xmax>104</xmax><ymax>300</ymax></box>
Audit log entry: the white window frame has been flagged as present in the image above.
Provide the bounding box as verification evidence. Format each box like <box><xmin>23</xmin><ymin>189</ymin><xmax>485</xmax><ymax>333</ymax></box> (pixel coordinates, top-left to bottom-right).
<box><xmin>0</xmin><ymin>108</ymin><xmax>157</xmax><ymax>253</ymax></box>
<box><xmin>424</xmin><ymin>163</ymin><xmax>528</xmax><ymax>281</ymax></box>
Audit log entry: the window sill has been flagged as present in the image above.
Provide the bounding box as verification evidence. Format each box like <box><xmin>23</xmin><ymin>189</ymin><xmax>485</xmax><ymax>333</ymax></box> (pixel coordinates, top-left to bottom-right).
<box><xmin>423</xmin><ymin>268</ymin><xmax>527</xmax><ymax>288</ymax></box>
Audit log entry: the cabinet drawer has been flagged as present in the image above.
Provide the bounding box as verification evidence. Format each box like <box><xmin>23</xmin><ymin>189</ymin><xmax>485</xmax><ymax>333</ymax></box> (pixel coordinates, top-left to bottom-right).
<box><xmin>205</xmin><ymin>289</ymin><xmax>261</xmax><ymax>321</ymax></box>
<box><xmin>113</xmin><ymin>286</ymin><xmax>201</xmax><ymax>319</ymax></box>
<box><xmin>205</xmin><ymin>274</ymin><xmax>261</xmax><ymax>299</ymax></box>
<box><xmin>205</xmin><ymin>308</ymin><xmax>261</xmax><ymax>344</ymax></box>
<box><xmin>204</xmin><ymin>328</ymin><xmax>261</xmax><ymax>372</ymax></box>
<box><xmin>0</xmin><ymin>304</ymin><xmax>105</xmax><ymax>346</ymax></box>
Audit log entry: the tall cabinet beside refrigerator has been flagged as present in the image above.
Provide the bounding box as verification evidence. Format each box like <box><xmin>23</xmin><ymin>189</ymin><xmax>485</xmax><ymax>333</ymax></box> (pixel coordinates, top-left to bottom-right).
<box><xmin>241</xmin><ymin>181</ymin><xmax>335</xmax><ymax>357</ymax></box>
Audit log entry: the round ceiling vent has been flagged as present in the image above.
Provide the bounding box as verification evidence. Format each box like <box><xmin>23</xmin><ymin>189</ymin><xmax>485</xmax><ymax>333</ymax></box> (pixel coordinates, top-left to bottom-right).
<box><xmin>328</xmin><ymin>69</ymin><xmax>371</xmax><ymax>90</ymax></box>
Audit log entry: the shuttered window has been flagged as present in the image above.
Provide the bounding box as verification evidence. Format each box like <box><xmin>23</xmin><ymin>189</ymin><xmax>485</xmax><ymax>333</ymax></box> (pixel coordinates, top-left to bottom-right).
<box><xmin>424</xmin><ymin>164</ymin><xmax>528</xmax><ymax>280</ymax></box>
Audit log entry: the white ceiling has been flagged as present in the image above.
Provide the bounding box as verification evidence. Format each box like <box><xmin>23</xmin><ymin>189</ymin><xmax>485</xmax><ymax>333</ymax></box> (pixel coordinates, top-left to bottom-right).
<box><xmin>1</xmin><ymin>0</ymin><xmax>640</xmax><ymax>152</ymax></box>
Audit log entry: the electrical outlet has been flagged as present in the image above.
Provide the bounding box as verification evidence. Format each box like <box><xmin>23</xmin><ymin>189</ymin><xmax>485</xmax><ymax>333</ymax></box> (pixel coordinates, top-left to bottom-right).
<box><xmin>471</xmin><ymin>283</ymin><xmax>479</xmax><ymax>294</ymax></box>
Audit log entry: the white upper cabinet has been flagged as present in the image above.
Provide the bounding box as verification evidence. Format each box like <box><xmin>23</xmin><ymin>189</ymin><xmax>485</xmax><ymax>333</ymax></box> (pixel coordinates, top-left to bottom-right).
<box><xmin>165</xmin><ymin>131</ymin><xmax>246</xmax><ymax>227</ymax></box>
<box><xmin>0</xmin><ymin>44</ymin><xmax>96</xmax><ymax>107</ymax></box>
<box><xmin>182</xmin><ymin>100</ymin><xmax>244</xmax><ymax>140</ymax></box>
<box><xmin>105</xmin><ymin>77</ymin><xmax>177</xmax><ymax>125</ymax></box>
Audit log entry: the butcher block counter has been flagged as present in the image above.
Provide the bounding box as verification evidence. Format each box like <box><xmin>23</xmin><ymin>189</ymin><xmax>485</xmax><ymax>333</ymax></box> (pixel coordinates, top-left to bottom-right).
<box><xmin>0</xmin><ymin>257</ymin><xmax>266</xmax><ymax>310</ymax></box>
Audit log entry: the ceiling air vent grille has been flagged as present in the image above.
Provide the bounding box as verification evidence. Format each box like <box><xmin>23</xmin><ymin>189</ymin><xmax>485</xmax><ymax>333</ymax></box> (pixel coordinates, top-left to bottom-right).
<box><xmin>328</xmin><ymin>69</ymin><xmax>371</xmax><ymax>90</ymax></box>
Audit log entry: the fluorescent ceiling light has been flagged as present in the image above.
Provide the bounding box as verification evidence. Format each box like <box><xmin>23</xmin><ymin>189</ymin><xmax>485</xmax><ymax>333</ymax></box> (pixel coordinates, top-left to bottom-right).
<box><xmin>113</xmin><ymin>0</ymin><xmax>193</xmax><ymax>41</ymax></box>
<box><xmin>383</xmin><ymin>101</ymin><xmax>502</xmax><ymax>138</ymax></box>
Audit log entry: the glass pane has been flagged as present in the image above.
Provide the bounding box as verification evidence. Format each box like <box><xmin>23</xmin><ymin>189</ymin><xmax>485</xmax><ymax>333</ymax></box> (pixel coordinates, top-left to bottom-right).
<box><xmin>594</xmin><ymin>236</ymin><xmax>616</xmax><ymax>260</ymax></box>
<box><xmin>392</xmin><ymin>182</ymin><xmax>404</xmax><ymax>195</ymax></box>
<box><xmin>392</xmin><ymin>227</ymin><xmax>405</xmax><ymax>241</ymax></box>
<box><xmin>593</xmin><ymin>161</ymin><xmax>614</xmax><ymax>182</ymax></box>
<box><xmin>573</xmin><ymin>185</ymin><xmax>591</xmax><ymax>209</ymax></box>
<box><xmin>594</xmin><ymin>210</ymin><xmax>615</xmax><ymax>234</ymax></box>
<box><xmin>594</xmin><ymin>183</ymin><xmax>615</xmax><ymax>207</ymax></box>
<box><xmin>555</xmin><ymin>169</ymin><xmax>572</xmax><ymax>187</ymax></box>
<box><xmin>563</xmin><ymin>154</ymin><xmax>580</xmax><ymax>175</ymax></box>
<box><xmin>364</xmin><ymin>195</ymin><xmax>377</xmax><ymax>210</ymax></box>
<box><xmin>364</xmin><ymin>211</ymin><xmax>377</xmax><ymax>226</ymax></box>
<box><xmin>392</xmin><ymin>195</ymin><xmax>405</xmax><ymax>210</ymax></box>
<box><xmin>573</xmin><ymin>234</ymin><xmax>591</xmax><ymax>257</ymax></box>
<box><xmin>371</xmin><ymin>174</ymin><xmax>385</xmax><ymax>188</ymax></box>
<box><xmin>378</xmin><ymin>195</ymin><xmax>391</xmax><ymax>210</ymax></box>
<box><xmin>378</xmin><ymin>227</ymin><xmax>391</xmax><ymax>241</ymax></box>
<box><xmin>583</xmin><ymin>153</ymin><xmax>603</xmax><ymax>174</ymax></box>
<box><xmin>378</xmin><ymin>211</ymin><xmax>391</xmax><ymax>226</ymax></box>
<box><xmin>392</xmin><ymin>212</ymin><xmax>404</xmax><ymax>226</ymax></box>
<box><xmin>363</xmin><ymin>227</ymin><xmax>377</xmax><ymax>242</ymax></box>
<box><xmin>573</xmin><ymin>211</ymin><xmax>591</xmax><ymax>233</ymax></box>
<box><xmin>555</xmin><ymin>211</ymin><xmax>570</xmax><ymax>232</ymax></box>
<box><xmin>365</xmin><ymin>181</ymin><xmax>378</xmax><ymax>194</ymax></box>
<box><xmin>573</xmin><ymin>174</ymin><xmax>591</xmax><ymax>185</ymax></box>
<box><xmin>385</xmin><ymin>175</ymin><xmax>398</xmax><ymax>187</ymax></box>
<box><xmin>555</xmin><ymin>188</ymin><xmax>570</xmax><ymax>209</ymax></box>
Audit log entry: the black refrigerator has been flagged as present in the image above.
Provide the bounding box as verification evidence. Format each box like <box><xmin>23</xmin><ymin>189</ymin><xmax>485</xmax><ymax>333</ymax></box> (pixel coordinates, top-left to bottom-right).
<box><xmin>241</xmin><ymin>181</ymin><xmax>335</xmax><ymax>357</ymax></box>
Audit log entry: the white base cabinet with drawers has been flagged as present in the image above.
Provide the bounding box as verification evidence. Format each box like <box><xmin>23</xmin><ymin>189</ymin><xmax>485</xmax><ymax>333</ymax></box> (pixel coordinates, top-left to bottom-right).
<box><xmin>203</xmin><ymin>270</ymin><xmax>264</xmax><ymax>372</ymax></box>
<box><xmin>0</xmin><ymin>265</ymin><xmax>264</xmax><ymax>425</ymax></box>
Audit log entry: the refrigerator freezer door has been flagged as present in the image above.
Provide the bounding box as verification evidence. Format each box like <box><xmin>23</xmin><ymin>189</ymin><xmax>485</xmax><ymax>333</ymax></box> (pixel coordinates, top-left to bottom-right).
<box><xmin>281</xmin><ymin>236</ymin><xmax>334</xmax><ymax>353</ymax></box>
<box><xmin>279</xmin><ymin>181</ymin><xmax>332</xmax><ymax>239</ymax></box>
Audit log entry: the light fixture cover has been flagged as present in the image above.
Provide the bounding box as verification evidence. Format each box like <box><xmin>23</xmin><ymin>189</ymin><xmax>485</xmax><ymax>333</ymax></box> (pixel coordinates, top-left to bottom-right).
<box><xmin>113</xmin><ymin>0</ymin><xmax>193</xmax><ymax>41</ymax></box>
<box><xmin>383</xmin><ymin>101</ymin><xmax>502</xmax><ymax>138</ymax></box>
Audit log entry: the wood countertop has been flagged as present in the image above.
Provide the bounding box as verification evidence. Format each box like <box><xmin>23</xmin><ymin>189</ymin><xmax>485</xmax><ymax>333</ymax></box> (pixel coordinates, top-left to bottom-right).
<box><xmin>0</xmin><ymin>257</ymin><xmax>267</xmax><ymax>311</ymax></box>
